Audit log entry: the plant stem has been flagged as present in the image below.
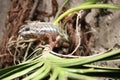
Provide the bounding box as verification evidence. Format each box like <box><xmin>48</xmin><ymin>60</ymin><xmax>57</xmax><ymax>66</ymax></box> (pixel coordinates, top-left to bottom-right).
<box><xmin>54</xmin><ymin>0</ymin><xmax>70</xmax><ymax>20</ymax></box>
<box><xmin>53</xmin><ymin>4</ymin><xmax>120</xmax><ymax>25</ymax></box>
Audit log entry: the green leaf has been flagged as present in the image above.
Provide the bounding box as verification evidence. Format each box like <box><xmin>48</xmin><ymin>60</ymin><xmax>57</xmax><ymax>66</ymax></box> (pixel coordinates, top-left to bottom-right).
<box><xmin>23</xmin><ymin>64</ymin><xmax>46</xmax><ymax>80</ymax></box>
<box><xmin>0</xmin><ymin>63</ymin><xmax>35</xmax><ymax>79</ymax></box>
<box><xmin>49</xmin><ymin>49</ymin><xmax>120</xmax><ymax>67</ymax></box>
<box><xmin>67</xmin><ymin>72</ymin><xmax>96</xmax><ymax>80</ymax></box>
<box><xmin>1</xmin><ymin>62</ymin><xmax>43</xmax><ymax>80</ymax></box>
<box><xmin>49</xmin><ymin>67</ymin><xmax>59</xmax><ymax>80</ymax></box>
<box><xmin>32</xmin><ymin>64</ymin><xmax>51</xmax><ymax>80</ymax></box>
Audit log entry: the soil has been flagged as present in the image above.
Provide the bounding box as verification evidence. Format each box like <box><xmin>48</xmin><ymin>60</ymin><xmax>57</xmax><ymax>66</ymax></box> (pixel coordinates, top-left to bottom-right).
<box><xmin>87</xmin><ymin>0</ymin><xmax>120</xmax><ymax>66</ymax></box>
<box><xmin>0</xmin><ymin>0</ymin><xmax>120</xmax><ymax>79</ymax></box>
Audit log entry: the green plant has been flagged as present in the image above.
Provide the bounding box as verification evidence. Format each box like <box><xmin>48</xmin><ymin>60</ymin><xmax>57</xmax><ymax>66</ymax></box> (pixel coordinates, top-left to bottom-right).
<box><xmin>1</xmin><ymin>0</ymin><xmax>120</xmax><ymax>80</ymax></box>
<box><xmin>1</xmin><ymin>47</ymin><xmax>120</xmax><ymax>80</ymax></box>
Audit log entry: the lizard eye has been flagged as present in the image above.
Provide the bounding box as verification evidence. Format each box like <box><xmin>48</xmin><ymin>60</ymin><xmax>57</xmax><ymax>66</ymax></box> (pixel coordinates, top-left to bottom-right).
<box><xmin>25</xmin><ymin>27</ymin><xmax>30</xmax><ymax>31</ymax></box>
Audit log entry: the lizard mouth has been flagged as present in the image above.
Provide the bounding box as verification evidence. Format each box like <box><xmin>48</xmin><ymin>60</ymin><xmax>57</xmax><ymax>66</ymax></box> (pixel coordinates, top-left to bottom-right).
<box><xmin>19</xmin><ymin>31</ymin><xmax>37</xmax><ymax>39</ymax></box>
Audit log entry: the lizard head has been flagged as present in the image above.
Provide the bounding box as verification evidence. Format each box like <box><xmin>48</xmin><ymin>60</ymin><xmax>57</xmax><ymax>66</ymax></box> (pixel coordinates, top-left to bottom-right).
<box><xmin>19</xmin><ymin>22</ymin><xmax>41</xmax><ymax>39</ymax></box>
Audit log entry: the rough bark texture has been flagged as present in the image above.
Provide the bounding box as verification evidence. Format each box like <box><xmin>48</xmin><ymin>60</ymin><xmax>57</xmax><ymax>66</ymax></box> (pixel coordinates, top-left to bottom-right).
<box><xmin>0</xmin><ymin>0</ymin><xmax>12</xmax><ymax>68</ymax></box>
